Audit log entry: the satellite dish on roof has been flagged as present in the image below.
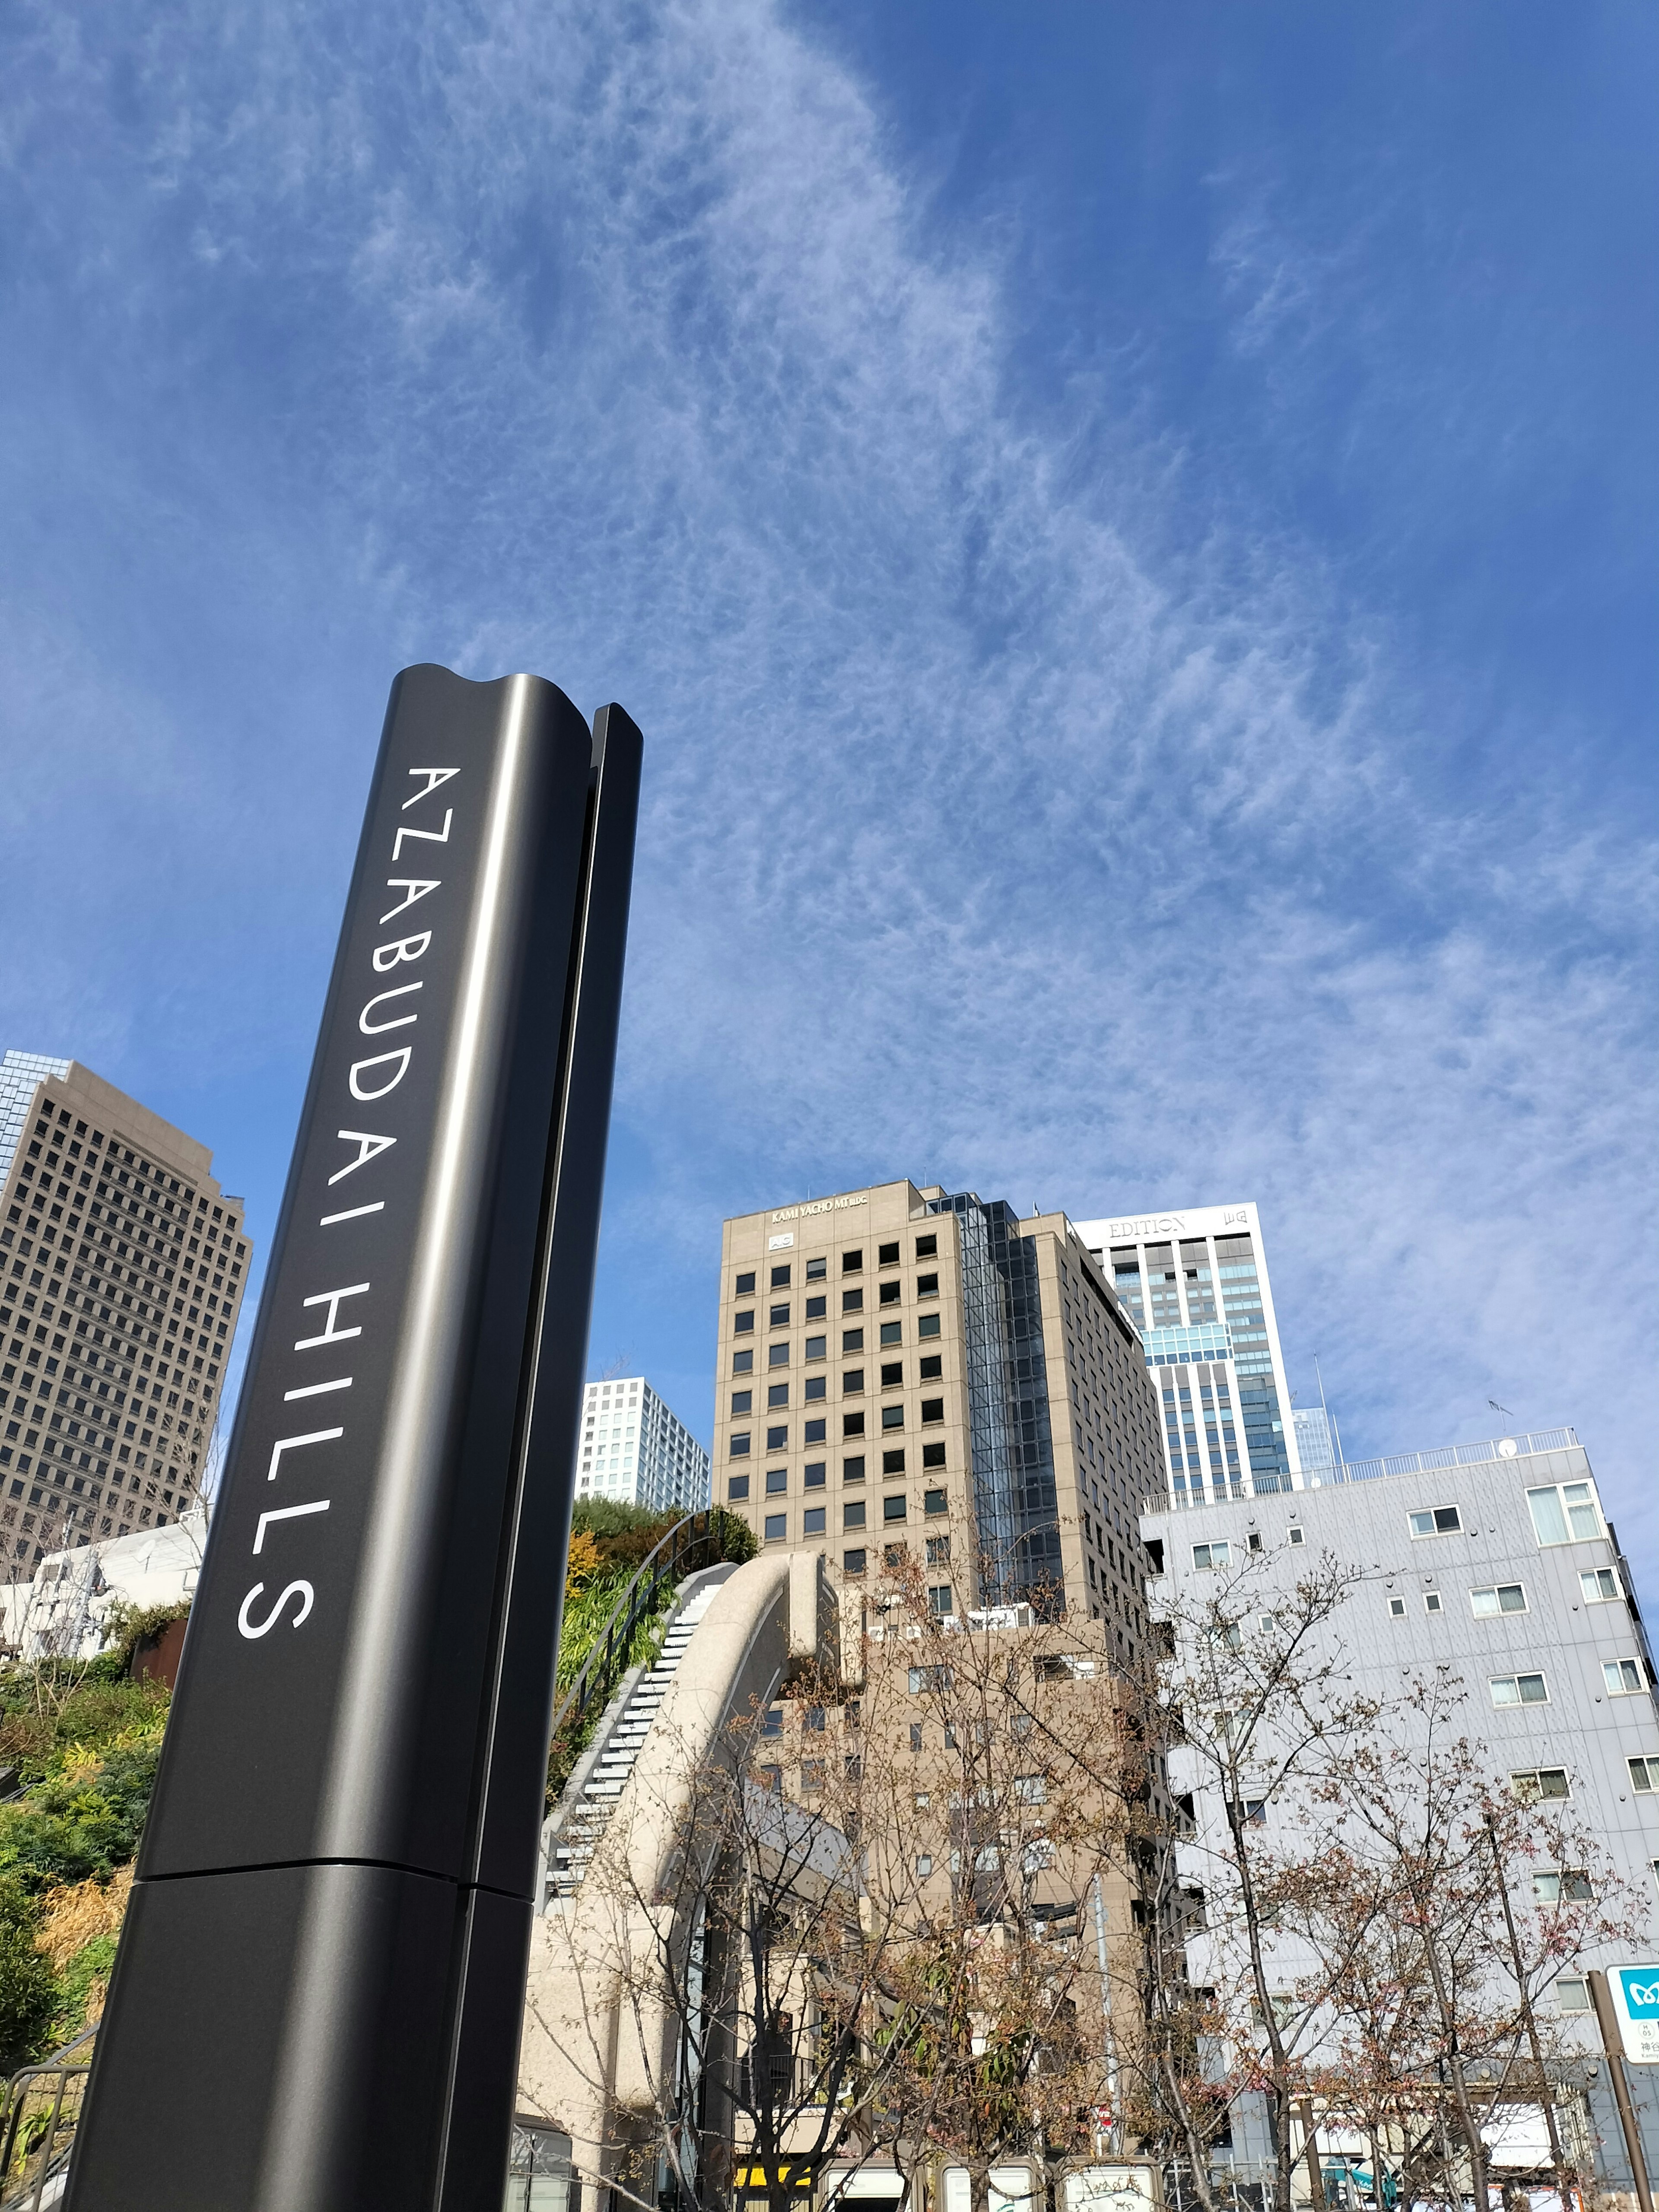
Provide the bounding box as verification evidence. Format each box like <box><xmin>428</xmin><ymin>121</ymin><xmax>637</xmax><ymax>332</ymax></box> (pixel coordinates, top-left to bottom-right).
<box><xmin>1497</xmin><ymin>1437</ymin><xmax>1519</xmax><ymax>1458</ymax></box>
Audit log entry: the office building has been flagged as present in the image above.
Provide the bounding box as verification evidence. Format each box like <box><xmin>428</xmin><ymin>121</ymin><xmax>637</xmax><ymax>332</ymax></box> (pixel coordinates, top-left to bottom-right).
<box><xmin>1142</xmin><ymin>1426</ymin><xmax>1659</xmax><ymax>2185</ymax></box>
<box><xmin>1072</xmin><ymin>1199</ymin><xmax>1299</xmax><ymax>1503</ymax></box>
<box><xmin>577</xmin><ymin>1375</ymin><xmax>711</xmax><ymax>1514</ymax></box>
<box><xmin>1292</xmin><ymin>1402</ymin><xmax>1338</xmax><ymax>1478</ymax></box>
<box><xmin>713</xmin><ymin>1180</ymin><xmax>1165</xmax><ymax>1646</ymax></box>
<box><xmin>0</xmin><ymin>1052</ymin><xmax>252</xmax><ymax>1565</ymax></box>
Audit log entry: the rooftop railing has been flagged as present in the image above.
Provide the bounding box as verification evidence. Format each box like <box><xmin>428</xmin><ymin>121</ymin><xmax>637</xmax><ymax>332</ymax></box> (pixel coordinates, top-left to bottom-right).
<box><xmin>1147</xmin><ymin>1427</ymin><xmax>1581</xmax><ymax>1513</ymax></box>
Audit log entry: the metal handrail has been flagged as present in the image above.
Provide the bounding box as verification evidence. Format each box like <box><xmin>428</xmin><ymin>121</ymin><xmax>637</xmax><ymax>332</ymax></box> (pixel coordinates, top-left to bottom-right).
<box><xmin>549</xmin><ymin>1508</ymin><xmax>737</xmax><ymax>1757</ymax></box>
<box><xmin>0</xmin><ymin>2025</ymin><xmax>98</xmax><ymax>2212</ymax></box>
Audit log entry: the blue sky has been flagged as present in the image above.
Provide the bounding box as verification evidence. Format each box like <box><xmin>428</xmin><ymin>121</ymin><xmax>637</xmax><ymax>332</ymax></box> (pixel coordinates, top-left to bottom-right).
<box><xmin>3</xmin><ymin>4</ymin><xmax>1655</xmax><ymax>1562</ymax></box>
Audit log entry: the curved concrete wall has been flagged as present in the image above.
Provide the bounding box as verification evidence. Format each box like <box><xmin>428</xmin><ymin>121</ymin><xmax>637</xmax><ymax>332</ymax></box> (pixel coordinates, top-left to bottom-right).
<box><xmin>516</xmin><ymin>1550</ymin><xmax>836</xmax><ymax>2193</ymax></box>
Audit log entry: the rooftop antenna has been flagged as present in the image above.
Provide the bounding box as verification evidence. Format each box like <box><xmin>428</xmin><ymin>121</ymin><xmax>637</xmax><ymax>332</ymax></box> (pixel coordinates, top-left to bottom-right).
<box><xmin>1315</xmin><ymin>1354</ymin><xmax>1345</xmax><ymax>1475</ymax></box>
<box><xmin>1489</xmin><ymin>1398</ymin><xmax>1515</xmax><ymax>1422</ymax></box>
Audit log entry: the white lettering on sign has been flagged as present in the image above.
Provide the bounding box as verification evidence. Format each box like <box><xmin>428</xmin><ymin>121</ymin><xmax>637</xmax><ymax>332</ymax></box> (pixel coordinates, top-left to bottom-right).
<box><xmin>235</xmin><ymin>762</ymin><xmax>461</xmax><ymax>1641</ymax></box>
<box><xmin>1105</xmin><ymin>1215</ymin><xmax>1187</xmax><ymax>1240</ymax></box>
<box><xmin>295</xmin><ymin>1285</ymin><xmax>371</xmax><ymax>1350</ymax></box>
<box><xmin>329</xmin><ymin>1131</ymin><xmax>397</xmax><ymax>1185</ymax></box>
<box><xmin>254</xmin><ymin>1500</ymin><xmax>331</xmax><ymax>1553</ymax></box>
<box><xmin>767</xmin><ymin>1233</ymin><xmax>794</xmax><ymax>1250</ymax></box>
<box><xmin>238</xmin><ymin>1581</ymin><xmax>315</xmax><ymax>1639</ymax></box>
<box><xmin>770</xmin><ymin>1192</ymin><xmax>868</xmax><ymax>1224</ymax></box>
<box><xmin>265</xmin><ymin>1429</ymin><xmax>344</xmax><ymax>1482</ymax></box>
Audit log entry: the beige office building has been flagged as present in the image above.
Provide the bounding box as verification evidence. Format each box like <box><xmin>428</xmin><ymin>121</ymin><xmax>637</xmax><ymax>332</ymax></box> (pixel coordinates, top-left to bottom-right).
<box><xmin>0</xmin><ymin>1051</ymin><xmax>252</xmax><ymax>1567</ymax></box>
<box><xmin>714</xmin><ymin>1179</ymin><xmax>1165</xmax><ymax>1652</ymax></box>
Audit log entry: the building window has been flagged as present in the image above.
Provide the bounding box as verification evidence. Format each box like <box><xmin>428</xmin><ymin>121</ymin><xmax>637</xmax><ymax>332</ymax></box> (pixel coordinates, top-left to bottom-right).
<box><xmin>917</xmin><ymin>1273</ymin><xmax>939</xmax><ymax>1297</ymax></box>
<box><xmin>918</xmin><ymin>1313</ymin><xmax>941</xmax><ymax>1340</ymax></box>
<box><xmin>1533</xmin><ymin>1869</ymin><xmax>1594</xmax><ymax>1904</ymax></box>
<box><xmin>766</xmin><ymin>1426</ymin><xmax>787</xmax><ymax>1450</ymax></box>
<box><xmin>764</xmin><ymin>1514</ymin><xmax>786</xmax><ymax>1543</ymax></box>
<box><xmin>843</xmin><ymin>1369</ymin><xmax>865</xmax><ymax>1394</ymax></box>
<box><xmin>1513</xmin><ymin>1768</ymin><xmax>1570</xmax><ymax>1801</ymax></box>
<box><xmin>881</xmin><ymin>1405</ymin><xmax>904</xmax><ymax>1430</ymax></box>
<box><xmin>920</xmin><ymin>1398</ymin><xmax>944</xmax><ymax>1424</ymax></box>
<box><xmin>1471</xmin><ymin>1583</ymin><xmax>1528</xmax><ymax>1615</ymax></box>
<box><xmin>730</xmin><ymin>1391</ymin><xmax>752</xmax><ymax>1415</ymax></box>
<box><xmin>769</xmin><ymin>1303</ymin><xmax>789</xmax><ymax>1328</ymax></box>
<box><xmin>1556</xmin><ymin>1977</ymin><xmax>1591</xmax><ymax>2014</ymax></box>
<box><xmin>1192</xmin><ymin>1541</ymin><xmax>1230</xmax><ymax>1570</ymax></box>
<box><xmin>883</xmin><ymin>1450</ymin><xmax>905</xmax><ymax>1475</ymax></box>
<box><xmin>735</xmin><ymin>1272</ymin><xmax>755</xmax><ymax>1295</ymax></box>
<box><xmin>1630</xmin><ymin>1758</ymin><xmax>1659</xmax><ymax>1793</ymax></box>
<box><xmin>1528</xmin><ymin>1481</ymin><xmax>1603</xmax><ymax>1546</ymax></box>
<box><xmin>804</xmin><ymin>1462</ymin><xmax>826</xmax><ymax>1488</ymax></box>
<box><xmin>927</xmin><ymin>1534</ymin><xmax>950</xmax><ymax>1564</ymax></box>
<box><xmin>806</xmin><ymin>1257</ymin><xmax>826</xmax><ymax>1281</ymax></box>
<box><xmin>1605</xmin><ymin>1659</ymin><xmax>1646</xmax><ymax>1696</ymax></box>
<box><xmin>916</xmin><ymin>1234</ymin><xmax>937</xmax><ymax>1258</ymax></box>
<box><xmin>843</xmin><ymin>1251</ymin><xmax>863</xmax><ymax>1272</ymax></box>
<box><xmin>1389</xmin><ymin>1596</ymin><xmax>1405</xmax><ymax>1618</ymax></box>
<box><xmin>805</xmin><ymin>1419</ymin><xmax>826</xmax><ymax>1444</ymax></box>
<box><xmin>843</xmin><ymin>1548</ymin><xmax>866</xmax><ymax>1575</ymax></box>
<box><xmin>928</xmin><ymin>1585</ymin><xmax>954</xmax><ymax>1617</ymax></box>
<box><xmin>884</xmin><ymin>1494</ymin><xmax>907</xmax><ymax>1522</ymax></box>
<box><xmin>761</xmin><ymin>1706</ymin><xmax>784</xmax><ymax>1738</ymax></box>
<box><xmin>1583</xmin><ymin>1567</ymin><xmax>1622</xmax><ymax>1602</ymax></box>
<box><xmin>843</xmin><ymin>1289</ymin><xmax>864</xmax><ymax>1313</ymax></box>
<box><xmin>728</xmin><ymin>1475</ymin><xmax>750</xmax><ymax>1500</ymax></box>
<box><xmin>804</xmin><ymin>1506</ymin><xmax>826</xmax><ymax>1535</ymax></box>
<box><xmin>842</xmin><ymin>1329</ymin><xmax>864</xmax><ymax>1354</ymax></box>
<box><xmin>843</xmin><ymin>1456</ymin><xmax>865</xmax><ymax>1482</ymax></box>
<box><xmin>771</xmin><ymin>1265</ymin><xmax>791</xmax><ymax>1288</ymax></box>
<box><xmin>921</xmin><ymin>1442</ymin><xmax>945</xmax><ymax>1468</ymax></box>
<box><xmin>805</xmin><ymin>1376</ymin><xmax>826</xmax><ymax>1402</ymax></box>
<box><xmin>731</xmin><ymin>1349</ymin><xmax>753</xmax><ymax>1374</ymax></box>
<box><xmin>766</xmin><ymin>1469</ymin><xmax>787</xmax><ymax>1495</ymax></box>
<box><xmin>879</xmin><ymin>1281</ymin><xmax>901</xmax><ymax>1306</ymax></box>
<box><xmin>880</xmin><ymin>1361</ymin><xmax>903</xmax><ymax>1387</ymax></box>
<box><xmin>805</xmin><ymin>1296</ymin><xmax>827</xmax><ymax>1320</ymax></box>
<box><xmin>1409</xmin><ymin>1506</ymin><xmax>1462</xmax><ymax>1538</ymax></box>
<box><xmin>843</xmin><ymin>1412</ymin><xmax>866</xmax><ymax>1438</ymax></box>
<box><xmin>734</xmin><ymin>1311</ymin><xmax>754</xmax><ymax>1334</ymax></box>
<box><xmin>767</xmin><ymin>1384</ymin><xmax>788</xmax><ymax>1408</ymax></box>
<box><xmin>1424</xmin><ymin>1592</ymin><xmax>1443</xmax><ymax>1614</ymax></box>
<box><xmin>730</xmin><ymin>1433</ymin><xmax>751</xmax><ymax>1457</ymax></box>
<box><xmin>879</xmin><ymin>1322</ymin><xmax>901</xmax><ymax>1347</ymax></box>
<box><xmin>878</xmin><ymin>1242</ymin><xmax>899</xmax><ymax>1266</ymax></box>
<box><xmin>843</xmin><ymin>1500</ymin><xmax>867</xmax><ymax>1530</ymax></box>
<box><xmin>1287</xmin><ymin>1525</ymin><xmax>1304</xmax><ymax>1546</ymax></box>
<box><xmin>924</xmin><ymin>1489</ymin><xmax>947</xmax><ymax>1516</ymax></box>
<box><xmin>769</xmin><ymin>1343</ymin><xmax>790</xmax><ymax>1368</ymax></box>
<box><xmin>919</xmin><ymin>1354</ymin><xmax>943</xmax><ymax>1381</ymax></box>
<box><xmin>805</xmin><ymin>1335</ymin><xmax>826</xmax><ymax>1360</ymax></box>
<box><xmin>1490</xmin><ymin>1672</ymin><xmax>1548</xmax><ymax>1707</ymax></box>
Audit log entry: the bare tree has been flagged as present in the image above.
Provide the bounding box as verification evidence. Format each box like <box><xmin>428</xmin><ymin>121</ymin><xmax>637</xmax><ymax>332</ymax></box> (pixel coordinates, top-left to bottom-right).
<box><xmin>535</xmin><ymin>1553</ymin><xmax>1138</xmax><ymax>2212</ymax></box>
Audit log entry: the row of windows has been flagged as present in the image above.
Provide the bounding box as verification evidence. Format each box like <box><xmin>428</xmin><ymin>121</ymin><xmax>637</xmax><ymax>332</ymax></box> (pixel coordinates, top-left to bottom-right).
<box><xmin>728</xmin><ymin>1441</ymin><xmax>946</xmax><ymax>1495</ymax></box>
<box><xmin>1385</xmin><ymin>1568</ymin><xmax>1624</xmax><ymax>1619</ymax></box>
<box><xmin>734</xmin><ymin>1278</ymin><xmax>938</xmax><ymax>1330</ymax></box>
<box><xmin>756</xmin><ymin>1489</ymin><xmax>949</xmax><ymax>1541</ymax></box>
<box><xmin>733</xmin><ymin>1317</ymin><xmax>941</xmax><ymax>1372</ymax></box>
<box><xmin>1485</xmin><ymin>1657</ymin><xmax>1651</xmax><ymax>1707</ymax></box>
<box><xmin>734</xmin><ymin>1236</ymin><xmax>940</xmax><ymax>1298</ymax></box>
<box><xmin>730</xmin><ymin>1384</ymin><xmax>947</xmax><ymax>1423</ymax></box>
<box><xmin>1405</xmin><ymin>1484</ymin><xmax>1604</xmax><ymax>1547</ymax></box>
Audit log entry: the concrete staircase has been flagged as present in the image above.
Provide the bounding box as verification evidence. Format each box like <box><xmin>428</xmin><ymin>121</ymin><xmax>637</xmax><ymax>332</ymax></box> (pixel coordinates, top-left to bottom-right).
<box><xmin>544</xmin><ymin>1576</ymin><xmax>725</xmax><ymax>1903</ymax></box>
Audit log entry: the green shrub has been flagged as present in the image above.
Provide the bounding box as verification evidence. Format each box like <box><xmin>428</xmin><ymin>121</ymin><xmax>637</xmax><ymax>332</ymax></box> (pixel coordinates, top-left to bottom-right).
<box><xmin>0</xmin><ymin>1879</ymin><xmax>55</xmax><ymax>2075</ymax></box>
<box><xmin>0</xmin><ymin>1741</ymin><xmax>164</xmax><ymax>1895</ymax></box>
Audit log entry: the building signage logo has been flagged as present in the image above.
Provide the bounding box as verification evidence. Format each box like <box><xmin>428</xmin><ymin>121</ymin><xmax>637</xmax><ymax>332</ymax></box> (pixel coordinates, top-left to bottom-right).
<box><xmin>1612</xmin><ymin>1965</ymin><xmax>1659</xmax><ymax>2062</ymax></box>
<box><xmin>771</xmin><ymin>1192</ymin><xmax>867</xmax><ymax>1224</ymax></box>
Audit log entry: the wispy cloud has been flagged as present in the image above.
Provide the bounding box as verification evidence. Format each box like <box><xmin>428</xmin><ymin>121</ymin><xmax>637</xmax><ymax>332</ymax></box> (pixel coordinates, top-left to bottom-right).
<box><xmin>2</xmin><ymin>0</ymin><xmax>1654</xmax><ymax>1559</ymax></box>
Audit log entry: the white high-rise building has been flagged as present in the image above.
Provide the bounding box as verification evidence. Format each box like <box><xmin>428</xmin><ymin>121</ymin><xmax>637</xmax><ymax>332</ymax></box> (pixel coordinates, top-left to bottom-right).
<box><xmin>1072</xmin><ymin>1200</ymin><xmax>1300</xmax><ymax>1505</ymax></box>
<box><xmin>576</xmin><ymin>1376</ymin><xmax>711</xmax><ymax>1514</ymax></box>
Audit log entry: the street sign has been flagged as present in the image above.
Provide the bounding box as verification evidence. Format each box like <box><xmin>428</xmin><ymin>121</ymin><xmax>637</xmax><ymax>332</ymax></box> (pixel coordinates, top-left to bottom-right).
<box><xmin>66</xmin><ymin>668</ymin><xmax>641</xmax><ymax>2212</ymax></box>
<box><xmin>1611</xmin><ymin>1964</ymin><xmax>1659</xmax><ymax>2063</ymax></box>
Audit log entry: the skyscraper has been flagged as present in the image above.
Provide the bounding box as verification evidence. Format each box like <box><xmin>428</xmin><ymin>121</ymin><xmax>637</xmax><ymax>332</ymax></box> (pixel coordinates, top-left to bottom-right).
<box><xmin>0</xmin><ymin>1052</ymin><xmax>252</xmax><ymax>1565</ymax></box>
<box><xmin>712</xmin><ymin>1179</ymin><xmax>1165</xmax><ymax>1649</ymax></box>
<box><xmin>577</xmin><ymin>1375</ymin><xmax>712</xmax><ymax>1514</ymax></box>
<box><xmin>1071</xmin><ymin>1199</ymin><xmax>1299</xmax><ymax>1504</ymax></box>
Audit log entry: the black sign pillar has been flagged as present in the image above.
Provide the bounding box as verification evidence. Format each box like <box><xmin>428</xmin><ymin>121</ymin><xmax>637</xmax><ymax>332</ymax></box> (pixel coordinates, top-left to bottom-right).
<box><xmin>65</xmin><ymin>666</ymin><xmax>641</xmax><ymax>2212</ymax></box>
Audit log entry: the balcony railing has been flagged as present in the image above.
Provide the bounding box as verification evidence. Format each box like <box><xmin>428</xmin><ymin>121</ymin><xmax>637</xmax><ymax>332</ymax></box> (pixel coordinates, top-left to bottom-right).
<box><xmin>1147</xmin><ymin>1428</ymin><xmax>1581</xmax><ymax>1513</ymax></box>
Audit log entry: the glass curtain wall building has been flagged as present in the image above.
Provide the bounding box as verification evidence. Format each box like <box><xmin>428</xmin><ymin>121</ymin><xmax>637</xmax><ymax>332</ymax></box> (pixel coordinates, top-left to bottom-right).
<box><xmin>1073</xmin><ymin>1200</ymin><xmax>1300</xmax><ymax>1505</ymax></box>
